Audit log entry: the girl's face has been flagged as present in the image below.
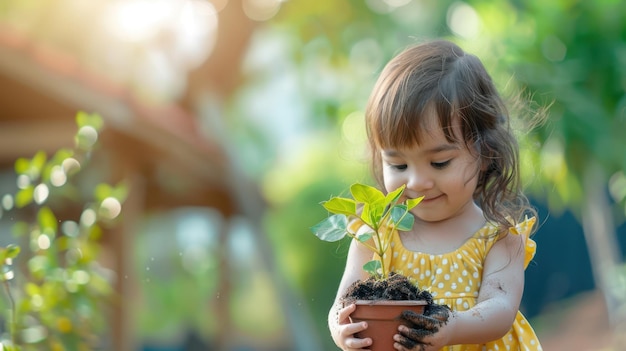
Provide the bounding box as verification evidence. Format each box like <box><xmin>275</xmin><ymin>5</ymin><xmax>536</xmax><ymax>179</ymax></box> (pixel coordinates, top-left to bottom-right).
<box><xmin>380</xmin><ymin>116</ymin><xmax>481</xmax><ymax>224</ymax></box>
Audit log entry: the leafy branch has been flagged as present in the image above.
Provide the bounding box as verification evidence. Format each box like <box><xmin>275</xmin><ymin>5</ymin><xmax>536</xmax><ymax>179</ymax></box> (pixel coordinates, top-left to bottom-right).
<box><xmin>0</xmin><ymin>112</ymin><xmax>127</xmax><ymax>350</ymax></box>
<box><xmin>310</xmin><ymin>183</ymin><xmax>422</xmax><ymax>279</ymax></box>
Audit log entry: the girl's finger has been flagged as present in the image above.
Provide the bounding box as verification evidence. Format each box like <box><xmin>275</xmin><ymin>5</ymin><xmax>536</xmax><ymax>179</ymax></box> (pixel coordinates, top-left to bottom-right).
<box><xmin>336</xmin><ymin>303</ymin><xmax>357</xmax><ymax>324</ymax></box>
<box><xmin>339</xmin><ymin>320</ymin><xmax>371</xmax><ymax>350</ymax></box>
<box><xmin>343</xmin><ymin>321</ymin><xmax>368</xmax><ymax>337</ymax></box>
<box><xmin>393</xmin><ymin>341</ymin><xmax>427</xmax><ymax>351</ymax></box>
<box><xmin>344</xmin><ymin>334</ymin><xmax>372</xmax><ymax>350</ymax></box>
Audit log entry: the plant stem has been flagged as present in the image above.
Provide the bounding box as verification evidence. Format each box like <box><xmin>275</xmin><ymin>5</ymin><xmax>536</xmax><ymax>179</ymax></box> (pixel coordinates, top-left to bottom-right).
<box><xmin>2</xmin><ymin>279</ymin><xmax>16</xmax><ymax>346</ymax></box>
<box><xmin>378</xmin><ymin>208</ymin><xmax>411</xmax><ymax>279</ymax></box>
<box><xmin>347</xmin><ymin>233</ymin><xmax>378</xmax><ymax>253</ymax></box>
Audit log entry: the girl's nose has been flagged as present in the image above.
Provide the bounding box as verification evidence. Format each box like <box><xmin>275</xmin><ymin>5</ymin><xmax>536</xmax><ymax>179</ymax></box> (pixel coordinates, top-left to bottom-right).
<box><xmin>406</xmin><ymin>169</ymin><xmax>434</xmax><ymax>192</ymax></box>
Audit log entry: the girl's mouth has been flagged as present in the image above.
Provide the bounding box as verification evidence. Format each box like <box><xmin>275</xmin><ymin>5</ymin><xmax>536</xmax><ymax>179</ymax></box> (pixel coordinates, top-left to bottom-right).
<box><xmin>420</xmin><ymin>194</ymin><xmax>442</xmax><ymax>203</ymax></box>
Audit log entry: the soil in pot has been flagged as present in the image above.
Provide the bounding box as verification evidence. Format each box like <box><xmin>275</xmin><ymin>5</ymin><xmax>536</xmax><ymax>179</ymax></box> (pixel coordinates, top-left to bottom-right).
<box><xmin>344</xmin><ymin>273</ymin><xmax>434</xmax><ymax>349</ymax></box>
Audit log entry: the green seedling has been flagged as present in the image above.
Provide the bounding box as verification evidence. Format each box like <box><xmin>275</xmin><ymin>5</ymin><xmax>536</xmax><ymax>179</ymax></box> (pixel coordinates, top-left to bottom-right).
<box><xmin>311</xmin><ymin>183</ymin><xmax>423</xmax><ymax>279</ymax></box>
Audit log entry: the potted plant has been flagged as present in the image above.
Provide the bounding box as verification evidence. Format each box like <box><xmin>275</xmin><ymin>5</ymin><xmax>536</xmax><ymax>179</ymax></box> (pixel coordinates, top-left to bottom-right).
<box><xmin>310</xmin><ymin>183</ymin><xmax>435</xmax><ymax>348</ymax></box>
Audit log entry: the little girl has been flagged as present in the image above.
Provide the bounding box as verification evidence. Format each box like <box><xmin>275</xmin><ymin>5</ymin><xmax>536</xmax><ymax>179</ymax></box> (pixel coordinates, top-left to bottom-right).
<box><xmin>329</xmin><ymin>40</ymin><xmax>542</xmax><ymax>350</ymax></box>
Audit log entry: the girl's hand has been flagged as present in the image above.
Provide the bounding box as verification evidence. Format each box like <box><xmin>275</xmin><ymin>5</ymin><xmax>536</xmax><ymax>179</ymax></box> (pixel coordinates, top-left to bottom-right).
<box><xmin>393</xmin><ymin>304</ymin><xmax>452</xmax><ymax>351</ymax></box>
<box><xmin>332</xmin><ymin>303</ymin><xmax>373</xmax><ymax>350</ymax></box>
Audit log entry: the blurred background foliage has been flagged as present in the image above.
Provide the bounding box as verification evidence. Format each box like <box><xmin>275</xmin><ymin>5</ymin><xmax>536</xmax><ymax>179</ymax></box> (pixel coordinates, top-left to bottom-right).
<box><xmin>0</xmin><ymin>0</ymin><xmax>625</xmax><ymax>350</ymax></box>
<box><xmin>255</xmin><ymin>0</ymin><xmax>626</xmax><ymax>349</ymax></box>
<box><xmin>0</xmin><ymin>113</ymin><xmax>127</xmax><ymax>350</ymax></box>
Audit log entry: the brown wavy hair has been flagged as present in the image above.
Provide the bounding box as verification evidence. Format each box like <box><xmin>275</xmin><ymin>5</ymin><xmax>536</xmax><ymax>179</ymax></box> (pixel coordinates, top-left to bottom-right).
<box><xmin>365</xmin><ymin>39</ymin><xmax>535</xmax><ymax>234</ymax></box>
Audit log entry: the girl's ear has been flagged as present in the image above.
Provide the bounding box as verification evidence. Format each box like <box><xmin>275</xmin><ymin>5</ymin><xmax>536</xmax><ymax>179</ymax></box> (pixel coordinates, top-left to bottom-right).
<box><xmin>471</xmin><ymin>140</ymin><xmax>489</xmax><ymax>171</ymax></box>
<box><xmin>480</xmin><ymin>156</ymin><xmax>490</xmax><ymax>172</ymax></box>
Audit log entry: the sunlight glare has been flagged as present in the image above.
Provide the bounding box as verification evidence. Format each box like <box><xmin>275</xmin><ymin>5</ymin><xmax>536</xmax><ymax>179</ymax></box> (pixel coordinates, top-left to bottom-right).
<box><xmin>77</xmin><ymin>126</ymin><xmax>99</xmax><ymax>149</ymax></box>
<box><xmin>1</xmin><ymin>195</ymin><xmax>13</xmax><ymax>211</ymax></box>
<box><xmin>243</xmin><ymin>0</ymin><xmax>283</xmax><ymax>21</ymax></box>
<box><xmin>609</xmin><ymin>171</ymin><xmax>626</xmax><ymax>203</ymax></box>
<box><xmin>37</xmin><ymin>234</ymin><xmax>51</xmax><ymax>250</ymax></box>
<box><xmin>227</xmin><ymin>217</ymin><xmax>257</xmax><ymax>266</ymax></box>
<box><xmin>105</xmin><ymin>0</ymin><xmax>171</xmax><ymax>42</ymax></box>
<box><xmin>174</xmin><ymin>0</ymin><xmax>218</xmax><ymax>69</ymax></box>
<box><xmin>447</xmin><ymin>2</ymin><xmax>481</xmax><ymax>39</ymax></box>
<box><xmin>21</xmin><ymin>325</ymin><xmax>46</xmax><ymax>344</ymax></box>
<box><xmin>66</xmin><ymin>248</ymin><xmax>84</xmax><ymax>265</ymax></box>
<box><xmin>80</xmin><ymin>208</ymin><xmax>97</xmax><ymax>227</ymax></box>
<box><xmin>366</xmin><ymin>0</ymin><xmax>393</xmax><ymax>14</ymax></box>
<box><xmin>541</xmin><ymin>35</ymin><xmax>567</xmax><ymax>62</ymax></box>
<box><xmin>17</xmin><ymin>174</ymin><xmax>30</xmax><ymax>189</ymax></box>
<box><xmin>33</xmin><ymin>184</ymin><xmax>49</xmax><ymax>205</ymax></box>
<box><xmin>62</xmin><ymin>157</ymin><xmax>81</xmax><ymax>176</ymax></box>
<box><xmin>62</xmin><ymin>220</ymin><xmax>80</xmax><ymax>237</ymax></box>
<box><xmin>3</xmin><ymin>270</ymin><xmax>13</xmax><ymax>281</ymax></box>
<box><xmin>31</xmin><ymin>295</ymin><xmax>44</xmax><ymax>310</ymax></box>
<box><xmin>341</xmin><ymin>111</ymin><xmax>366</xmax><ymax>145</ymax></box>
<box><xmin>50</xmin><ymin>165</ymin><xmax>67</xmax><ymax>187</ymax></box>
<box><xmin>350</xmin><ymin>38</ymin><xmax>384</xmax><ymax>77</ymax></box>
<box><xmin>384</xmin><ymin>0</ymin><xmax>412</xmax><ymax>8</ymax></box>
<box><xmin>99</xmin><ymin>197</ymin><xmax>122</xmax><ymax>220</ymax></box>
<box><xmin>73</xmin><ymin>270</ymin><xmax>91</xmax><ymax>285</ymax></box>
<box><xmin>102</xmin><ymin>0</ymin><xmax>219</xmax><ymax>101</ymax></box>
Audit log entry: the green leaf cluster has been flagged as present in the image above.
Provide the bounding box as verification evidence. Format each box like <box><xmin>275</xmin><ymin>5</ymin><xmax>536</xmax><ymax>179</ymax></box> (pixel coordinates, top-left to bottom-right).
<box><xmin>0</xmin><ymin>112</ymin><xmax>126</xmax><ymax>350</ymax></box>
<box><xmin>310</xmin><ymin>183</ymin><xmax>422</xmax><ymax>279</ymax></box>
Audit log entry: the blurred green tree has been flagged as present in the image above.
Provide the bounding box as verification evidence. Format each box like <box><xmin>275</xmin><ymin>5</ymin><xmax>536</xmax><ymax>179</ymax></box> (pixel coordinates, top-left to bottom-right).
<box><xmin>259</xmin><ymin>0</ymin><xmax>626</xmax><ymax>348</ymax></box>
<box><xmin>487</xmin><ymin>0</ymin><xmax>626</xmax><ymax>340</ymax></box>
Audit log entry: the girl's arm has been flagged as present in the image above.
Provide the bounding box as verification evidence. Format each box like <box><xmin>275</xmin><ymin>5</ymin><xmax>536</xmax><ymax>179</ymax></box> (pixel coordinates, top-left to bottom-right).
<box><xmin>395</xmin><ymin>230</ymin><xmax>526</xmax><ymax>350</ymax></box>
<box><xmin>328</xmin><ymin>237</ymin><xmax>373</xmax><ymax>350</ymax></box>
<box><xmin>447</xmin><ymin>230</ymin><xmax>526</xmax><ymax>343</ymax></box>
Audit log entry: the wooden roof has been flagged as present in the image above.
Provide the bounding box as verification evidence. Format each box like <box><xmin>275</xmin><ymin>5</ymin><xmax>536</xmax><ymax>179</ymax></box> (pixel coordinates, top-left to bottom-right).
<box><xmin>0</xmin><ymin>23</ymin><xmax>239</xmax><ymax>215</ymax></box>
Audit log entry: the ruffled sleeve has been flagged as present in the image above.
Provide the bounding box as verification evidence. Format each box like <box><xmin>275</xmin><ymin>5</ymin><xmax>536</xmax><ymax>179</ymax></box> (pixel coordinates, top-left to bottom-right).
<box><xmin>509</xmin><ymin>216</ymin><xmax>537</xmax><ymax>269</ymax></box>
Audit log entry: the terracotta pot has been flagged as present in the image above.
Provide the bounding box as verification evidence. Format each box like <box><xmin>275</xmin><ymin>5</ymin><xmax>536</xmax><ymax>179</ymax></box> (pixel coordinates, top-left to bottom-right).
<box><xmin>349</xmin><ymin>300</ymin><xmax>427</xmax><ymax>350</ymax></box>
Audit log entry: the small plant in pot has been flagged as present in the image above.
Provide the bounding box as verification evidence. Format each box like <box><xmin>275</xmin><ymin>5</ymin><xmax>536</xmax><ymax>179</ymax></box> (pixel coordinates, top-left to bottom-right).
<box><xmin>311</xmin><ymin>183</ymin><xmax>436</xmax><ymax>348</ymax></box>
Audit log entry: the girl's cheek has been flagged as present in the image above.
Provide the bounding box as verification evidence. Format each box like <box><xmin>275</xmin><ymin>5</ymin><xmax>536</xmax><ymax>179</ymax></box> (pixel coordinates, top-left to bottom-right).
<box><xmin>382</xmin><ymin>173</ymin><xmax>397</xmax><ymax>191</ymax></box>
<box><xmin>384</xmin><ymin>176</ymin><xmax>406</xmax><ymax>194</ymax></box>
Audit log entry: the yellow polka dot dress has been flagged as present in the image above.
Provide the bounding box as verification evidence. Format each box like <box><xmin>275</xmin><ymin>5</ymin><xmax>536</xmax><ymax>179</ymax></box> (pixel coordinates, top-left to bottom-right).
<box><xmin>383</xmin><ymin>217</ymin><xmax>542</xmax><ymax>351</ymax></box>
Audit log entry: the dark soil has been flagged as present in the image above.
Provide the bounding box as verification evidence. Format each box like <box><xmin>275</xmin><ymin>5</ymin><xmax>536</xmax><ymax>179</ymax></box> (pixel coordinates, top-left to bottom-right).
<box><xmin>343</xmin><ymin>272</ymin><xmax>433</xmax><ymax>303</ymax></box>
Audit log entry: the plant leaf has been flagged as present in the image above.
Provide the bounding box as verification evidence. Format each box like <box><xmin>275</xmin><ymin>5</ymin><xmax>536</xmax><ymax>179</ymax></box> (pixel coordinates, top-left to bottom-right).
<box><xmin>362</xmin><ymin>260</ymin><xmax>382</xmax><ymax>276</ymax></box>
<box><xmin>1</xmin><ymin>267</ymin><xmax>14</xmax><ymax>281</ymax></box>
<box><xmin>14</xmin><ymin>157</ymin><xmax>30</xmax><ymax>175</ymax></box>
<box><xmin>31</xmin><ymin>151</ymin><xmax>47</xmax><ymax>178</ymax></box>
<box><xmin>356</xmin><ymin>231</ymin><xmax>374</xmax><ymax>243</ymax></box>
<box><xmin>322</xmin><ymin>197</ymin><xmax>357</xmax><ymax>216</ymax></box>
<box><xmin>38</xmin><ymin>206</ymin><xmax>58</xmax><ymax>235</ymax></box>
<box><xmin>15</xmin><ymin>186</ymin><xmax>34</xmax><ymax>208</ymax></box>
<box><xmin>94</xmin><ymin>183</ymin><xmax>113</xmax><ymax>202</ymax></box>
<box><xmin>390</xmin><ymin>205</ymin><xmax>415</xmax><ymax>231</ymax></box>
<box><xmin>76</xmin><ymin>111</ymin><xmax>104</xmax><ymax>131</ymax></box>
<box><xmin>384</xmin><ymin>184</ymin><xmax>405</xmax><ymax>208</ymax></box>
<box><xmin>310</xmin><ymin>214</ymin><xmax>349</xmax><ymax>242</ymax></box>
<box><xmin>350</xmin><ymin>183</ymin><xmax>384</xmax><ymax>204</ymax></box>
<box><xmin>112</xmin><ymin>181</ymin><xmax>130</xmax><ymax>203</ymax></box>
<box><xmin>5</xmin><ymin>245</ymin><xmax>20</xmax><ymax>259</ymax></box>
<box><xmin>364</xmin><ymin>201</ymin><xmax>385</xmax><ymax>227</ymax></box>
<box><xmin>406</xmin><ymin>196</ymin><xmax>424</xmax><ymax>210</ymax></box>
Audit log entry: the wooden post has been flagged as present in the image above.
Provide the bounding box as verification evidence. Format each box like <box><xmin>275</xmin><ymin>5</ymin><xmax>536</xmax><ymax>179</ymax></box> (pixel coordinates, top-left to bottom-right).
<box><xmin>212</xmin><ymin>214</ymin><xmax>233</xmax><ymax>349</ymax></box>
<box><xmin>108</xmin><ymin>157</ymin><xmax>145</xmax><ymax>351</ymax></box>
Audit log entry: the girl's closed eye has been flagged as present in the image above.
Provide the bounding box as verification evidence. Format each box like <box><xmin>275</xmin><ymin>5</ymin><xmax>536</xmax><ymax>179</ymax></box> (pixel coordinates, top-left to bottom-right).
<box><xmin>431</xmin><ymin>160</ymin><xmax>451</xmax><ymax>169</ymax></box>
<box><xmin>391</xmin><ymin>164</ymin><xmax>408</xmax><ymax>171</ymax></box>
